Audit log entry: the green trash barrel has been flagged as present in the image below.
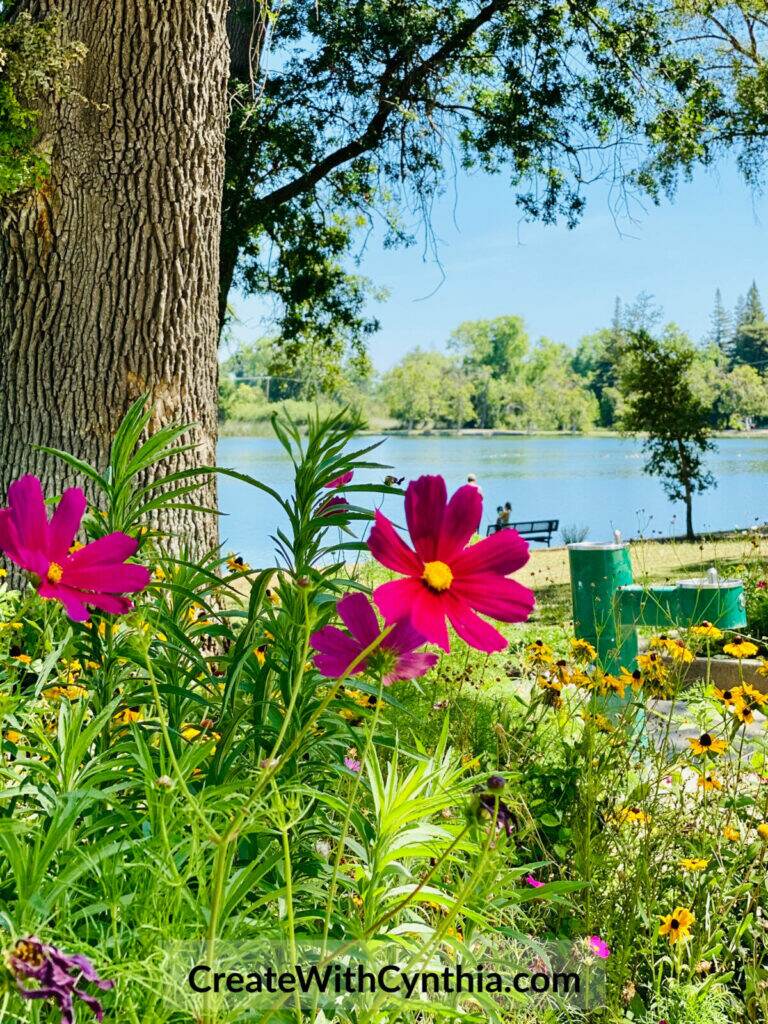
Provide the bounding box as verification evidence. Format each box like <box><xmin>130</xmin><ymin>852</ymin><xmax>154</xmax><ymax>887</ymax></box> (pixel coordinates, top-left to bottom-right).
<box><xmin>567</xmin><ymin>540</ymin><xmax>637</xmax><ymax>674</ymax></box>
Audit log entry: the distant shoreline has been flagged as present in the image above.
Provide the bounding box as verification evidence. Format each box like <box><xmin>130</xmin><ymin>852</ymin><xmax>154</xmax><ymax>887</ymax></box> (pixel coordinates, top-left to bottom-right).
<box><xmin>219</xmin><ymin>422</ymin><xmax>768</xmax><ymax>441</ymax></box>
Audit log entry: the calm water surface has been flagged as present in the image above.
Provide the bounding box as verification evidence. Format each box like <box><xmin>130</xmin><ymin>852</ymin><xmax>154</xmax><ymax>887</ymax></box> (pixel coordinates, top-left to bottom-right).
<box><xmin>217</xmin><ymin>435</ymin><xmax>768</xmax><ymax>566</ymax></box>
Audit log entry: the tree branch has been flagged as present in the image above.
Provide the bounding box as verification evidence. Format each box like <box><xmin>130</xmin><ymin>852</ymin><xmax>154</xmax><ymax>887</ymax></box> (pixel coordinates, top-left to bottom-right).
<box><xmin>251</xmin><ymin>0</ymin><xmax>512</xmax><ymax>218</ymax></box>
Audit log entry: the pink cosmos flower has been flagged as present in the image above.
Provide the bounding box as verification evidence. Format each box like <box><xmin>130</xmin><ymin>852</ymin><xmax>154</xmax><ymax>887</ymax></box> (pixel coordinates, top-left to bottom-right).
<box><xmin>525</xmin><ymin>875</ymin><xmax>544</xmax><ymax>888</ymax></box>
<box><xmin>316</xmin><ymin>494</ymin><xmax>349</xmax><ymax>518</ymax></box>
<box><xmin>324</xmin><ymin>470</ymin><xmax>353</xmax><ymax>488</ymax></box>
<box><xmin>368</xmin><ymin>475</ymin><xmax>534</xmax><ymax>652</ymax></box>
<box><xmin>310</xmin><ymin>591</ymin><xmax>438</xmax><ymax>683</ymax></box>
<box><xmin>0</xmin><ymin>475</ymin><xmax>150</xmax><ymax>622</ymax></box>
<box><xmin>588</xmin><ymin>935</ymin><xmax>610</xmax><ymax>959</ymax></box>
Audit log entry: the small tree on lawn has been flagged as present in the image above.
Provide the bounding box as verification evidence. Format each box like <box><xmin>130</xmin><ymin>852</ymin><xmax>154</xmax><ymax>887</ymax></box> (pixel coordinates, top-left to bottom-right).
<box><xmin>619</xmin><ymin>328</ymin><xmax>715</xmax><ymax>541</ymax></box>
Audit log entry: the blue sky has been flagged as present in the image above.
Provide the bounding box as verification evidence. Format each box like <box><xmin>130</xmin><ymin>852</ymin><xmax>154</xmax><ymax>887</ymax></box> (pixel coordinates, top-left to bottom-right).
<box><xmin>228</xmin><ymin>159</ymin><xmax>766</xmax><ymax>371</ymax></box>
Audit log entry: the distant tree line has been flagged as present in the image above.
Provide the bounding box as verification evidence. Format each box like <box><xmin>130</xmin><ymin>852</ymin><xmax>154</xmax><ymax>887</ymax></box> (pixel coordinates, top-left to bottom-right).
<box><xmin>381</xmin><ymin>282</ymin><xmax>768</xmax><ymax>432</ymax></box>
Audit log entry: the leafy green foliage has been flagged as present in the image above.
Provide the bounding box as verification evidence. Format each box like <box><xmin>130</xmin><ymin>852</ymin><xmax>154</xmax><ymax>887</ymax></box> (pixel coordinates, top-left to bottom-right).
<box><xmin>0</xmin><ymin>12</ymin><xmax>85</xmax><ymax>197</ymax></box>
<box><xmin>619</xmin><ymin>327</ymin><xmax>715</xmax><ymax>538</ymax></box>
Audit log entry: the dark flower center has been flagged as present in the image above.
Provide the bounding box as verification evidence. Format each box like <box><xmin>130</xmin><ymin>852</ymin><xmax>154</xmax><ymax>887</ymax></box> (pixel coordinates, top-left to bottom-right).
<box><xmin>700</xmin><ymin>734</ymin><xmax>712</xmax><ymax>747</ymax></box>
<box><xmin>670</xmin><ymin>919</ymin><xmax>680</xmax><ymax>929</ymax></box>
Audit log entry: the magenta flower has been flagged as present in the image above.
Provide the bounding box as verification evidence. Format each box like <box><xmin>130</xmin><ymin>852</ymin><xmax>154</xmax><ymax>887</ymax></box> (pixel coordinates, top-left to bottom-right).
<box><xmin>316</xmin><ymin>494</ymin><xmax>349</xmax><ymax>518</ymax></box>
<box><xmin>324</xmin><ymin>470</ymin><xmax>353</xmax><ymax>488</ymax></box>
<box><xmin>525</xmin><ymin>875</ymin><xmax>544</xmax><ymax>888</ymax></box>
<box><xmin>368</xmin><ymin>475</ymin><xmax>534</xmax><ymax>652</ymax></box>
<box><xmin>310</xmin><ymin>591</ymin><xmax>438</xmax><ymax>683</ymax></box>
<box><xmin>588</xmin><ymin>935</ymin><xmax>610</xmax><ymax>959</ymax></box>
<box><xmin>344</xmin><ymin>755</ymin><xmax>361</xmax><ymax>772</ymax></box>
<box><xmin>9</xmin><ymin>936</ymin><xmax>113</xmax><ymax>1023</ymax></box>
<box><xmin>0</xmin><ymin>475</ymin><xmax>150</xmax><ymax>621</ymax></box>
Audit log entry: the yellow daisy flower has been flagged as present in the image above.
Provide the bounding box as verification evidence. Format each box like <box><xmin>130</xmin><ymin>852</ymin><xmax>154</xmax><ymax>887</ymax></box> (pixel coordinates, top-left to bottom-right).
<box><xmin>570</xmin><ymin>638</ymin><xmax>596</xmax><ymax>663</ymax></box>
<box><xmin>659</xmin><ymin>907</ymin><xmax>695</xmax><ymax>944</ymax></box>
<box><xmin>619</xmin><ymin>666</ymin><xmax>643</xmax><ymax>693</ymax></box>
<box><xmin>697</xmin><ymin>772</ymin><xmax>722</xmax><ymax>791</ymax></box>
<box><xmin>713</xmin><ymin>686</ymin><xmax>739</xmax><ymax>707</ymax></box>
<box><xmin>679</xmin><ymin>857</ymin><xmax>709</xmax><ymax>872</ymax></box>
<box><xmin>598</xmin><ymin>672</ymin><xmax>626</xmax><ymax>699</ymax></box>
<box><xmin>723</xmin><ymin>639</ymin><xmax>759</xmax><ymax>659</ymax></box>
<box><xmin>612</xmin><ymin>806</ymin><xmax>651</xmax><ymax>826</ymax></box>
<box><xmin>688</xmin><ymin>732</ymin><xmax>727</xmax><ymax>756</ymax></box>
<box><xmin>226</xmin><ymin>553</ymin><xmax>251</xmax><ymax>573</ymax></box>
<box><xmin>722</xmin><ymin>825</ymin><xmax>740</xmax><ymax>842</ymax></box>
<box><xmin>757</xmin><ymin>823</ymin><xmax>768</xmax><ymax>841</ymax></box>
<box><xmin>690</xmin><ymin>621</ymin><xmax>723</xmax><ymax>640</ymax></box>
<box><xmin>113</xmin><ymin>708</ymin><xmax>142</xmax><ymax>726</ymax></box>
<box><xmin>526</xmin><ymin>639</ymin><xmax>554</xmax><ymax>666</ymax></box>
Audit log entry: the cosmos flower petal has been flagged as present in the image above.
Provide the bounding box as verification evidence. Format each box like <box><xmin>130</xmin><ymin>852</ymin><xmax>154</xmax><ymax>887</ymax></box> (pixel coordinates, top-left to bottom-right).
<box><xmin>451</xmin><ymin>527</ymin><xmax>530</xmax><ymax>577</ymax></box>
<box><xmin>438</xmin><ymin>484</ymin><xmax>482</xmax><ymax>559</ymax></box>
<box><xmin>7</xmin><ymin>475</ymin><xmax>48</xmax><ymax>557</ymax></box>
<box><xmin>79</xmin><ymin>592</ymin><xmax>135</xmax><ymax>616</ymax></box>
<box><xmin>47</xmin><ymin>488</ymin><xmax>87</xmax><ymax>560</ymax></box>
<box><xmin>404</xmin><ymin>475</ymin><xmax>447</xmax><ymax>562</ymax></box>
<box><xmin>336</xmin><ymin>591</ymin><xmax>380</xmax><ymax>646</ymax></box>
<box><xmin>383</xmin><ymin>651</ymin><xmax>438</xmax><ymax>684</ymax></box>
<box><xmin>65</xmin><ymin>532</ymin><xmax>138</xmax><ymax>567</ymax></box>
<box><xmin>368</xmin><ymin>510</ymin><xmax>422</xmax><ymax>575</ymax></box>
<box><xmin>324</xmin><ymin>470</ymin><xmax>354</xmax><ymax>488</ymax></box>
<box><xmin>452</xmin><ymin>574</ymin><xmax>535</xmax><ymax>622</ymax></box>
<box><xmin>59</xmin><ymin>562</ymin><xmax>150</xmax><ymax>593</ymax></box>
<box><xmin>385</xmin><ymin>616</ymin><xmax>430</xmax><ymax>655</ymax></box>
<box><xmin>445</xmin><ymin>595</ymin><xmax>508</xmax><ymax>653</ymax></box>
<box><xmin>0</xmin><ymin>509</ymin><xmax>27</xmax><ymax>568</ymax></box>
<box><xmin>38</xmin><ymin>581</ymin><xmax>90</xmax><ymax>622</ymax></box>
<box><xmin>310</xmin><ymin>625</ymin><xmax>365</xmax><ymax>678</ymax></box>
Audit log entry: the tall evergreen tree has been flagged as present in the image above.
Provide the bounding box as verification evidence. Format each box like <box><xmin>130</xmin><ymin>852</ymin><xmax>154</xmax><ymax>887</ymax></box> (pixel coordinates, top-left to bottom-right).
<box><xmin>708</xmin><ymin>289</ymin><xmax>732</xmax><ymax>354</ymax></box>
<box><xmin>732</xmin><ymin>281</ymin><xmax>768</xmax><ymax>368</ymax></box>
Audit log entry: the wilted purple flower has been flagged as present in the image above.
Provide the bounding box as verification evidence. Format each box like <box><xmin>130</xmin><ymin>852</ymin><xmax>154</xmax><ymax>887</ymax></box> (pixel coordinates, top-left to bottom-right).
<box><xmin>478</xmin><ymin>792</ymin><xmax>515</xmax><ymax>836</ymax></box>
<box><xmin>487</xmin><ymin>774</ymin><xmax>506</xmax><ymax>791</ymax></box>
<box><xmin>311</xmin><ymin>592</ymin><xmax>438</xmax><ymax>684</ymax></box>
<box><xmin>8</xmin><ymin>937</ymin><xmax>113</xmax><ymax>1024</ymax></box>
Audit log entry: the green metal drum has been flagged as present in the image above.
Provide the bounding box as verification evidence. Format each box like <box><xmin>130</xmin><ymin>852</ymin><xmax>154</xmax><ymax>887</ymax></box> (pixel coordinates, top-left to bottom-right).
<box><xmin>567</xmin><ymin>541</ymin><xmax>637</xmax><ymax>673</ymax></box>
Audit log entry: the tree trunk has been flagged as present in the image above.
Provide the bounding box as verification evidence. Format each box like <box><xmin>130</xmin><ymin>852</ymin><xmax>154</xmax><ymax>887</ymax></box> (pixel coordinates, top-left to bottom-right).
<box><xmin>0</xmin><ymin>1</ymin><xmax>229</xmax><ymax>553</ymax></box>
<box><xmin>684</xmin><ymin>483</ymin><xmax>694</xmax><ymax>541</ymax></box>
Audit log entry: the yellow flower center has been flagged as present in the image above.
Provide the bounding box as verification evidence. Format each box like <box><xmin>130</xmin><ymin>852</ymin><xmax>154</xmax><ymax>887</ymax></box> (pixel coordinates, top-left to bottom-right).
<box><xmin>422</xmin><ymin>560</ymin><xmax>453</xmax><ymax>592</ymax></box>
<box><xmin>47</xmin><ymin>562</ymin><xmax>64</xmax><ymax>583</ymax></box>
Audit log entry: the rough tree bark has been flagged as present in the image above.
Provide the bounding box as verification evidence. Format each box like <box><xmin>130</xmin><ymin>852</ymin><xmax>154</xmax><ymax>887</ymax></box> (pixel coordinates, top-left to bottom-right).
<box><xmin>0</xmin><ymin>2</ymin><xmax>229</xmax><ymax>552</ymax></box>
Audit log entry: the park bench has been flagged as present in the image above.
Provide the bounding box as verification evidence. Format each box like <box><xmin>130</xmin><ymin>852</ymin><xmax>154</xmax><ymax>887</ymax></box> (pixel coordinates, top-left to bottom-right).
<box><xmin>485</xmin><ymin>518</ymin><xmax>559</xmax><ymax>546</ymax></box>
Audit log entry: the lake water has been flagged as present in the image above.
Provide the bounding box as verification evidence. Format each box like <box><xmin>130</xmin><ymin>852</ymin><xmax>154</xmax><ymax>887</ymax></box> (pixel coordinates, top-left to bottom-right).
<box><xmin>217</xmin><ymin>434</ymin><xmax>768</xmax><ymax>567</ymax></box>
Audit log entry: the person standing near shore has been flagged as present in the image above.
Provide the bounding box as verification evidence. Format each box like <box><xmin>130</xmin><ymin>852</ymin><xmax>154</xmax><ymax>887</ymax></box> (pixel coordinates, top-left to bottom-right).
<box><xmin>467</xmin><ymin>473</ymin><xmax>483</xmax><ymax>497</ymax></box>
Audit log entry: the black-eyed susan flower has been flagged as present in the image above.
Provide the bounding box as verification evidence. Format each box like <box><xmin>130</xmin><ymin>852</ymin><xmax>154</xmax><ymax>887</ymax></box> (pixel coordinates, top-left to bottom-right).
<box><xmin>723</xmin><ymin>825</ymin><xmax>740</xmax><ymax>842</ymax></box>
<box><xmin>713</xmin><ymin>686</ymin><xmax>739</xmax><ymax>707</ymax></box>
<box><xmin>723</xmin><ymin>638</ymin><xmax>759</xmax><ymax>659</ymax></box>
<box><xmin>691</xmin><ymin>621</ymin><xmax>723</xmax><ymax>641</ymax></box>
<box><xmin>9</xmin><ymin>646</ymin><xmax>32</xmax><ymax>665</ymax></box>
<box><xmin>637</xmin><ymin>651</ymin><xmax>668</xmax><ymax>683</ymax></box>
<box><xmin>526</xmin><ymin>639</ymin><xmax>553</xmax><ymax>666</ymax></box>
<box><xmin>113</xmin><ymin>707</ymin><xmax>142</xmax><ymax>726</ymax></box>
<box><xmin>226</xmin><ymin>553</ymin><xmax>251</xmax><ymax>573</ymax></box>
<box><xmin>598</xmin><ymin>672</ymin><xmax>626</xmax><ymax>699</ymax></box>
<box><xmin>666</xmin><ymin>640</ymin><xmax>694</xmax><ymax>664</ymax></box>
<box><xmin>552</xmin><ymin>659</ymin><xmax>572</xmax><ymax>685</ymax></box>
<box><xmin>659</xmin><ymin>907</ymin><xmax>694</xmax><ymax>944</ymax></box>
<box><xmin>612</xmin><ymin>806</ymin><xmax>650</xmax><ymax>826</ymax></box>
<box><xmin>733</xmin><ymin>685</ymin><xmax>766</xmax><ymax>725</ymax></box>
<box><xmin>697</xmin><ymin>772</ymin><xmax>722</xmax><ymax>791</ymax></box>
<box><xmin>569</xmin><ymin>667</ymin><xmax>593</xmax><ymax>689</ymax></box>
<box><xmin>679</xmin><ymin>857</ymin><xmax>709</xmax><ymax>872</ymax></box>
<box><xmin>619</xmin><ymin>666</ymin><xmax>643</xmax><ymax>693</ymax></box>
<box><xmin>688</xmin><ymin>732</ymin><xmax>727</xmax><ymax>756</ymax></box>
<box><xmin>571</xmin><ymin>638</ymin><xmax>596</xmax><ymax>663</ymax></box>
